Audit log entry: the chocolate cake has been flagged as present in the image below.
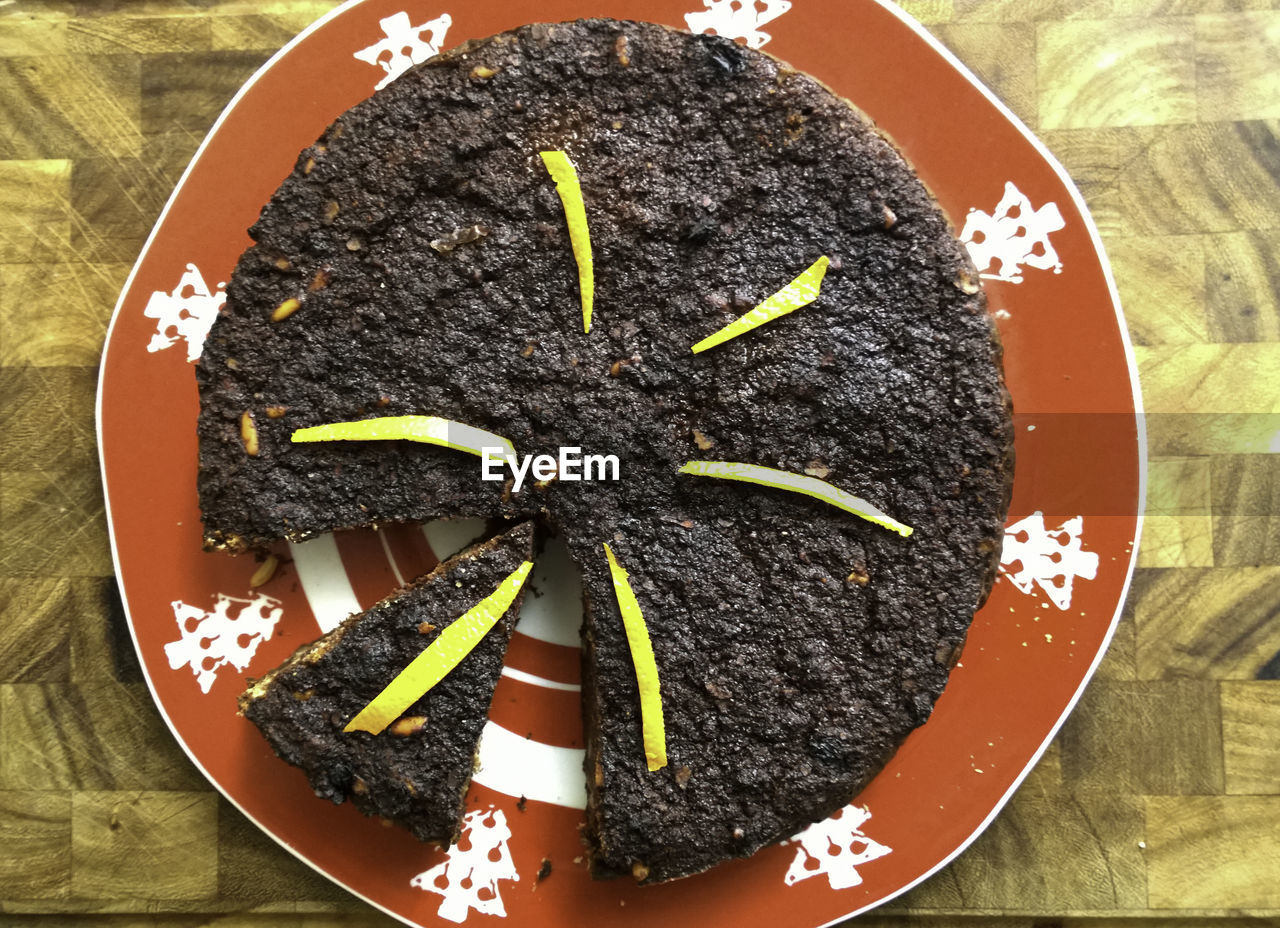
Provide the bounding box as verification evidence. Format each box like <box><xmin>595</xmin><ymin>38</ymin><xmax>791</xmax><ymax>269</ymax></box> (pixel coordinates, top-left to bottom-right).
<box><xmin>239</xmin><ymin>522</ymin><xmax>534</xmax><ymax>843</ymax></box>
<box><xmin>201</xmin><ymin>20</ymin><xmax>1013</xmax><ymax>883</ymax></box>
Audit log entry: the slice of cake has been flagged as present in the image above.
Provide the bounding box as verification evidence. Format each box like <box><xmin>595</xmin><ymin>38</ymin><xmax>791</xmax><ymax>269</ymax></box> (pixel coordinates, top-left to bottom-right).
<box><xmin>240</xmin><ymin>522</ymin><xmax>535</xmax><ymax>843</ymax></box>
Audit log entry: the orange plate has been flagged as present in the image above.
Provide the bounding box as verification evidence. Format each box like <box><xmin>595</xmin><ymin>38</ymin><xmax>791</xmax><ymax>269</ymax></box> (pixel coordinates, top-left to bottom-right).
<box><xmin>97</xmin><ymin>1</ymin><xmax>1144</xmax><ymax>925</ymax></box>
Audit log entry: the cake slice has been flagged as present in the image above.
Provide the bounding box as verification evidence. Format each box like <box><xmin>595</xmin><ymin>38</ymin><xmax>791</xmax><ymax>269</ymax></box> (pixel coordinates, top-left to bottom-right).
<box><xmin>240</xmin><ymin>521</ymin><xmax>535</xmax><ymax>843</ymax></box>
<box><xmin>573</xmin><ymin>499</ymin><xmax>993</xmax><ymax>884</ymax></box>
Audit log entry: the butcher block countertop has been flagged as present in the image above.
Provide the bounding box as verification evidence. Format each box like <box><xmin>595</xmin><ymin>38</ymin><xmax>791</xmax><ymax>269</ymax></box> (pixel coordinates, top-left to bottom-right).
<box><xmin>1</xmin><ymin>0</ymin><xmax>1278</xmax><ymax>925</ymax></box>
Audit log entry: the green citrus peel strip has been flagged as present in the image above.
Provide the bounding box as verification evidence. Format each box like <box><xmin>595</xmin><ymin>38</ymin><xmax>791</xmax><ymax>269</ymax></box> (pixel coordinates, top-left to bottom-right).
<box><xmin>344</xmin><ymin>560</ymin><xmax>534</xmax><ymax>735</ymax></box>
<box><xmin>603</xmin><ymin>543</ymin><xmax>667</xmax><ymax>772</ymax></box>
<box><xmin>678</xmin><ymin>461</ymin><xmax>913</xmax><ymax>537</ymax></box>
<box><xmin>540</xmin><ymin>150</ymin><xmax>594</xmax><ymax>333</ymax></box>
<box><xmin>291</xmin><ymin>415</ymin><xmax>515</xmax><ymax>459</ymax></box>
<box><xmin>691</xmin><ymin>255</ymin><xmax>830</xmax><ymax>354</ymax></box>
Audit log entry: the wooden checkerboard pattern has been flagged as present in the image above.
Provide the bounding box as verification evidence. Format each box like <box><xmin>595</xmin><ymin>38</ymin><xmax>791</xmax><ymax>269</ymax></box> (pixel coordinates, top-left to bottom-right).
<box><xmin>1</xmin><ymin>1</ymin><xmax>1276</xmax><ymax>923</ymax></box>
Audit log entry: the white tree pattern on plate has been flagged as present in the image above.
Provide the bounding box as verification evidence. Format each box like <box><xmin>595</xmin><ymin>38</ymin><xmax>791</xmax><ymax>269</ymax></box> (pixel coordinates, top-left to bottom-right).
<box><xmin>685</xmin><ymin>0</ymin><xmax>793</xmax><ymax>49</ymax></box>
<box><xmin>784</xmin><ymin>804</ymin><xmax>892</xmax><ymax>890</ymax></box>
<box><xmin>1000</xmin><ymin>512</ymin><xmax>1099</xmax><ymax>610</ymax></box>
<box><xmin>143</xmin><ymin>262</ymin><xmax>225</xmax><ymax>362</ymax></box>
<box><xmin>961</xmin><ymin>181</ymin><xmax>1065</xmax><ymax>284</ymax></box>
<box><xmin>354</xmin><ymin>11</ymin><xmax>453</xmax><ymax>90</ymax></box>
<box><xmin>411</xmin><ymin>806</ymin><xmax>519</xmax><ymax>923</ymax></box>
<box><xmin>163</xmin><ymin>592</ymin><xmax>282</xmax><ymax>693</ymax></box>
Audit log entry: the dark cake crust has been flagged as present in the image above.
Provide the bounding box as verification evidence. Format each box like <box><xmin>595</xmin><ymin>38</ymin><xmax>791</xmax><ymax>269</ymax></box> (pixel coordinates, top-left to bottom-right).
<box><xmin>239</xmin><ymin>522</ymin><xmax>534</xmax><ymax>844</ymax></box>
<box><xmin>201</xmin><ymin>20</ymin><xmax>1013</xmax><ymax>883</ymax></box>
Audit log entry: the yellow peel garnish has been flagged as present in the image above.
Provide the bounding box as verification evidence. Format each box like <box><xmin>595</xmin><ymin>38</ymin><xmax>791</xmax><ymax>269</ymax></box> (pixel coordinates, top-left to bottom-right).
<box><xmin>603</xmin><ymin>544</ymin><xmax>667</xmax><ymax>772</ymax></box>
<box><xmin>291</xmin><ymin>415</ymin><xmax>515</xmax><ymax>459</ymax></box>
<box><xmin>344</xmin><ymin>560</ymin><xmax>534</xmax><ymax>735</ymax></box>
<box><xmin>540</xmin><ymin>150</ymin><xmax>594</xmax><ymax>333</ymax></box>
<box><xmin>691</xmin><ymin>256</ymin><xmax>830</xmax><ymax>354</ymax></box>
<box><xmin>678</xmin><ymin>460</ymin><xmax>913</xmax><ymax>537</ymax></box>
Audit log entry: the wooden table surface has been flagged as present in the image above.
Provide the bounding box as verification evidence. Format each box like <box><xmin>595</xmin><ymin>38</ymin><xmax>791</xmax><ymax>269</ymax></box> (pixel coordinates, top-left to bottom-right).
<box><xmin>2</xmin><ymin>0</ymin><xmax>1278</xmax><ymax>925</ymax></box>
